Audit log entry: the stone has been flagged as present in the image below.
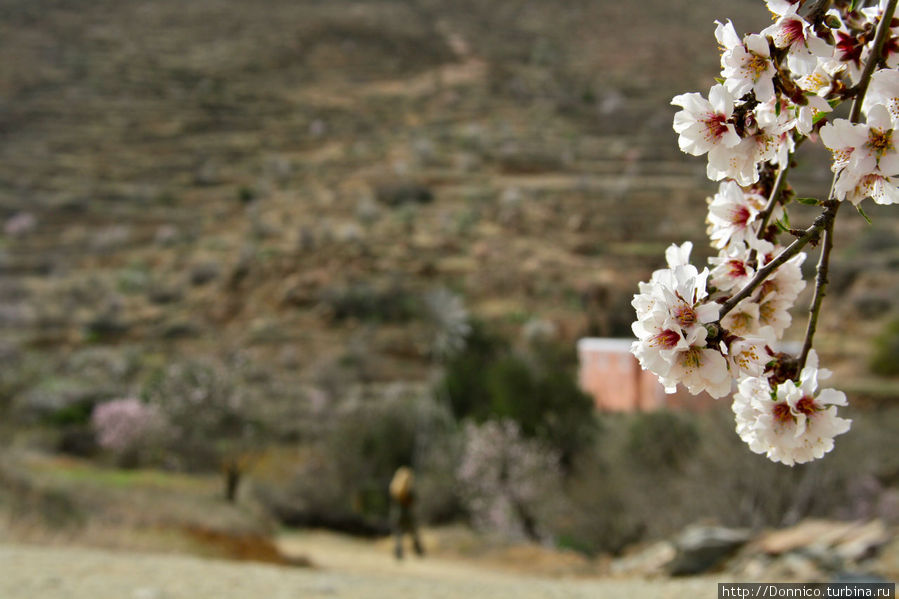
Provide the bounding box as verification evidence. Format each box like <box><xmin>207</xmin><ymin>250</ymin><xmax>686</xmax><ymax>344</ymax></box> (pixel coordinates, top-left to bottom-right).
<box><xmin>833</xmin><ymin>520</ymin><xmax>889</xmax><ymax>562</ymax></box>
<box><xmin>666</xmin><ymin>525</ymin><xmax>751</xmax><ymax>576</ymax></box>
<box><xmin>756</xmin><ymin>520</ymin><xmax>855</xmax><ymax>555</ymax></box>
<box><xmin>755</xmin><ymin>519</ymin><xmax>889</xmax><ymax>561</ymax></box>
<box><xmin>610</xmin><ymin>541</ymin><xmax>676</xmax><ymax>577</ymax></box>
<box><xmin>374</xmin><ymin>181</ymin><xmax>434</xmax><ymax>207</ymax></box>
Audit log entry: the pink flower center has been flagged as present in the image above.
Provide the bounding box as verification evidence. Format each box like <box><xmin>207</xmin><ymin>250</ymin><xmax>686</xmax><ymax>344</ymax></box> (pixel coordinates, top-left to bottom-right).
<box><xmin>794</xmin><ymin>395</ymin><xmax>819</xmax><ymax>416</ymax></box>
<box><xmin>727</xmin><ymin>260</ymin><xmax>748</xmax><ymax>278</ymax></box>
<box><xmin>650</xmin><ymin>329</ymin><xmax>681</xmax><ymax>350</ymax></box>
<box><xmin>836</xmin><ymin>32</ymin><xmax>863</xmax><ymax>67</ymax></box>
<box><xmin>772</xmin><ymin>402</ymin><xmax>793</xmax><ymax>424</ymax></box>
<box><xmin>673</xmin><ymin>303</ymin><xmax>698</xmax><ymax>328</ymax></box>
<box><xmin>782</xmin><ymin>18</ymin><xmax>805</xmax><ymax>46</ymax></box>
<box><xmin>704</xmin><ymin>113</ymin><xmax>730</xmax><ymax>142</ymax></box>
<box><xmin>731</xmin><ymin>205</ymin><xmax>751</xmax><ymax>227</ymax></box>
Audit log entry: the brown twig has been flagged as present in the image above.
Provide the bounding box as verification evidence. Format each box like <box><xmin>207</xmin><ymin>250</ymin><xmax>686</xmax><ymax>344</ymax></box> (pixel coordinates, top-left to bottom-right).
<box><xmin>718</xmin><ymin>205</ymin><xmax>835</xmax><ymax>318</ymax></box>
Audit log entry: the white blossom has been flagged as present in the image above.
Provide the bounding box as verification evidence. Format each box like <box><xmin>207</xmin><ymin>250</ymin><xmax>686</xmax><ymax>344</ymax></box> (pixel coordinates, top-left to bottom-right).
<box><xmin>706</xmin><ymin>100</ymin><xmax>794</xmax><ymax>185</ymax></box>
<box><xmin>706</xmin><ymin>180</ymin><xmax>774</xmax><ymax>251</ymax></box>
<box><xmin>753</xmin><ymin>98</ymin><xmax>798</xmax><ymax>167</ymax></box>
<box><xmin>755</xmin><ymin>294</ymin><xmax>791</xmax><ymax>345</ymax></box>
<box><xmin>710</xmin><ymin>249</ymin><xmax>755</xmax><ymax>293</ymax></box>
<box><xmin>839</xmin><ymin>172</ymin><xmax>899</xmax><ymax>205</ymax></box>
<box><xmin>821</xmin><ymin>105</ymin><xmax>899</xmax><ymax>203</ymax></box>
<box><xmin>732</xmin><ymin>351</ymin><xmax>851</xmax><ymax>466</ymax></box>
<box><xmin>765</xmin><ymin>0</ymin><xmax>801</xmax><ymax>18</ymax></box>
<box><xmin>827</xmin><ymin>13</ymin><xmax>866</xmax><ymax>83</ymax></box>
<box><xmin>631</xmin><ymin>262</ymin><xmax>719</xmax><ymax>348</ymax></box>
<box><xmin>864</xmin><ymin>68</ymin><xmax>899</xmax><ymax>123</ymax></box>
<box><xmin>671</xmin><ymin>85</ymin><xmax>741</xmax><ymax>156</ymax></box>
<box><xmin>633</xmin><ymin>0</ymin><xmax>893</xmax><ymax>465</ymax></box>
<box><xmin>631</xmin><ymin>246</ymin><xmax>727</xmax><ymax>397</ymax></box>
<box><xmin>862</xmin><ymin>1</ymin><xmax>899</xmax><ymax>69</ymax></box>
<box><xmin>761</xmin><ymin>7</ymin><xmax>833</xmax><ymax>76</ymax></box>
<box><xmin>631</xmin><ymin>322</ymin><xmax>690</xmax><ymax>383</ymax></box>
<box><xmin>759</xmin><ymin>251</ymin><xmax>807</xmax><ymax>306</ymax></box>
<box><xmin>665</xmin><ymin>240</ymin><xmax>694</xmax><ymax>269</ymax></box>
<box><xmin>705</xmin><ymin>137</ymin><xmax>762</xmax><ymax>185</ymax></box>
<box><xmin>716</xmin><ymin>20</ymin><xmax>777</xmax><ymax>102</ymax></box>
<box><xmin>796</xmin><ymin>61</ymin><xmax>839</xmax><ymax>96</ymax></box>
<box><xmin>723</xmin><ymin>336</ymin><xmax>770</xmax><ymax>379</ymax></box>
<box><xmin>659</xmin><ymin>333</ymin><xmax>733</xmax><ymax>399</ymax></box>
<box><xmin>721</xmin><ymin>298</ymin><xmax>762</xmax><ymax>338</ymax></box>
<box><xmin>795</xmin><ymin>95</ymin><xmax>833</xmax><ymax>136</ymax></box>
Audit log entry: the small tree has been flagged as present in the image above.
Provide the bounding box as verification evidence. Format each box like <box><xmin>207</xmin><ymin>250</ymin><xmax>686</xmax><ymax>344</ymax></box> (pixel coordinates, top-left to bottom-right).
<box><xmin>91</xmin><ymin>397</ymin><xmax>164</xmax><ymax>467</ymax></box>
<box><xmin>143</xmin><ymin>358</ymin><xmax>263</xmax><ymax>502</ymax></box>
<box><xmin>456</xmin><ymin>419</ymin><xmax>563</xmax><ymax>542</ymax></box>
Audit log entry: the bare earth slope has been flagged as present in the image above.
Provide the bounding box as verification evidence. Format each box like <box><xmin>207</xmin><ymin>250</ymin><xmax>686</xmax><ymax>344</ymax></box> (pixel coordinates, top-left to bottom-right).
<box><xmin>0</xmin><ymin>538</ymin><xmax>720</xmax><ymax>599</ymax></box>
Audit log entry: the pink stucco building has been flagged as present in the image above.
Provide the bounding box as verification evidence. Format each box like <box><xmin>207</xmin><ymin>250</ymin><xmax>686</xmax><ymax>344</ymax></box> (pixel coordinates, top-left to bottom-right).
<box><xmin>577</xmin><ymin>338</ymin><xmax>715</xmax><ymax>412</ymax></box>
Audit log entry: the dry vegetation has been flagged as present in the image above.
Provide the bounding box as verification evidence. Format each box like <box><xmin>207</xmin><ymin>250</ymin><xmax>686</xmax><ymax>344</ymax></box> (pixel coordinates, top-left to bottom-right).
<box><xmin>1</xmin><ymin>0</ymin><xmax>897</xmax><ymax>392</ymax></box>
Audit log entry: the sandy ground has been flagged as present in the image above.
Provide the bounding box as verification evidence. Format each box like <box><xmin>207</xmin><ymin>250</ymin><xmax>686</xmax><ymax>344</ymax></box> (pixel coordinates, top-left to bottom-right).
<box><xmin>0</xmin><ymin>531</ymin><xmax>726</xmax><ymax>599</ymax></box>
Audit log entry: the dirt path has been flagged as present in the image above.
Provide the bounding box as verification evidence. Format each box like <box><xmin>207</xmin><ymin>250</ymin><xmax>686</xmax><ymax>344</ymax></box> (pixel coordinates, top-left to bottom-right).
<box><xmin>0</xmin><ymin>533</ymin><xmax>725</xmax><ymax>599</ymax></box>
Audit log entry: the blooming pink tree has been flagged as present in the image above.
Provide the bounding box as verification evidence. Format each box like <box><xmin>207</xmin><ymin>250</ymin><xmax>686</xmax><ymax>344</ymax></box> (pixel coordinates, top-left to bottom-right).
<box><xmin>456</xmin><ymin>420</ymin><xmax>562</xmax><ymax>541</ymax></box>
<box><xmin>91</xmin><ymin>398</ymin><xmax>163</xmax><ymax>465</ymax></box>
<box><xmin>632</xmin><ymin>0</ymin><xmax>899</xmax><ymax>465</ymax></box>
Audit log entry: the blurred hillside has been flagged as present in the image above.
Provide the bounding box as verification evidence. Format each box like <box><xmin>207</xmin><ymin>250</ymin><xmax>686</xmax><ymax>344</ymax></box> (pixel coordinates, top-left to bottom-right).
<box><xmin>1</xmin><ymin>0</ymin><xmax>897</xmax><ymax>416</ymax></box>
<box><xmin>3</xmin><ymin>2</ymin><xmax>899</xmax><ymax>581</ymax></box>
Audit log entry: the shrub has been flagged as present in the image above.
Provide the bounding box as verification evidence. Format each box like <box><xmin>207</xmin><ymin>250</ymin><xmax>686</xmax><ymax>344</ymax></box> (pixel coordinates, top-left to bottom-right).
<box><xmin>254</xmin><ymin>390</ymin><xmax>459</xmax><ymax>529</ymax></box>
<box><xmin>870</xmin><ymin>316</ymin><xmax>899</xmax><ymax>376</ymax></box>
<box><xmin>373</xmin><ymin>181</ymin><xmax>434</xmax><ymax>207</ymax></box>
<box><xmin>625</xmin><ymin>410</ymin><xmax>700</xmax><ymax>472</ymax></box>
<box><xmin>422</xmin><ymin>288</ymin><xmax>471</xmax><ymax>359</ymax></box>
<box><xmin>320</xmin><ymin>283</ymin><xmax>419</xmax><ymax>323</ymax></box>
<box><xmin>552</xmin><ymin>405</ymin><xmax>899</xmax><ymax>555</ymax></box>
<box><xmin>438</xmin><ymin>324</ymin><xmax>597</xmax><ymax>465</ymax></box>
<box><xmin>438</xmin><ymin>321</ymin><xmax>505</xmax><ymax>420</ymax></box>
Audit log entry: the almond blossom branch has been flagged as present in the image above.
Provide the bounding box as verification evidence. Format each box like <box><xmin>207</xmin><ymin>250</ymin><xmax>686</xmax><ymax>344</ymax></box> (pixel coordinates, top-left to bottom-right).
<box><xmin>723</xmin><ymin>0</ymin><xmax>899</xmax><ymax>323</ymax></box>
<box><xmin>798</xmin><ymin>206</ymin><xmax>838</xmax><ymax>370</ymax></box>
<box><xmin>850</xmin><ymin>0</ymin><xmax>899</xmax><ymax>124</ymax></box>
<box><xmin>719</xmin><ymin>204</ymin><xmax>834</xmax><ymax>319</ymax></box>
<box><xmin>797</xmin><ymin>0</ymin><xmax>899</xmax><ymax>371</ymax></box>
<box><xmin>755</xmin><ymin>163</ymin><xmax>791</xmax><ymax>238</ymax></box>
<box><xmin>754</xmin><ymin>134</ymin><xmax>811</xmax><ymax>260</ymax></box>
<box><xmin>632</xmin><ymin>0</ymin><xmax>899</xmax><ymax>465</ymax></box>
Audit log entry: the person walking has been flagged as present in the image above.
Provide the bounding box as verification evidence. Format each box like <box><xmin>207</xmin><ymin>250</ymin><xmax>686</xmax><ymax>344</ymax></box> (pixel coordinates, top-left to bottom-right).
<box><xmin>389</xmin><ymin>466</ymin><xmax>424</xmax><ymax>560</ymax></box>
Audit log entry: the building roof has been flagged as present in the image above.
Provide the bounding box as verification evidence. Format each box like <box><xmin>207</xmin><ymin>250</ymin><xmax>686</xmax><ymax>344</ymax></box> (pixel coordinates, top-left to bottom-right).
<box><xmin>577</xmin><ymin>337</ymin><xmax>635</xmax><ymax>353</ymax></box>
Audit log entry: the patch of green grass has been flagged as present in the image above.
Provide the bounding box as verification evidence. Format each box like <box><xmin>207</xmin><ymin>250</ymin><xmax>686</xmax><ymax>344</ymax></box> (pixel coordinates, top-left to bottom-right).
<box><xmin>870</xmin><ymin>317</ymin><xmax>899</xmax><ymax>377</ymax></box>
<box><xmin>608</xmin><ymin>241</ymin><xmax>671</xmax><ymax>257</ymax></box>
<box><xmin>26</xmin><ymin>456</ymin><xmax>211</xmax><ymax>492</ymax></box>
<box><xmin>839</xmin><ymin>376</ymin><xmax>899</xmax><ymax>400</ymax></box>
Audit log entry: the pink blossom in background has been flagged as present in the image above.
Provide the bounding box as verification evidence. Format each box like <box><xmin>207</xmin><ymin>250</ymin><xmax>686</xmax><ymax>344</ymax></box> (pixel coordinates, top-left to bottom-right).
<box><xmin>456</xmin><ymin>420</ymin><xmax>562</xmax><ymax>540</ymax></box>
<box><xmin>91</xmin><ymin>398</ymin><xmax>162</xmax><ymax>452</ymax></box>
<box><xmin>4</xmin><ymin>212</ymin><xmax>36</xmax><ymax>237</ymax></box>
